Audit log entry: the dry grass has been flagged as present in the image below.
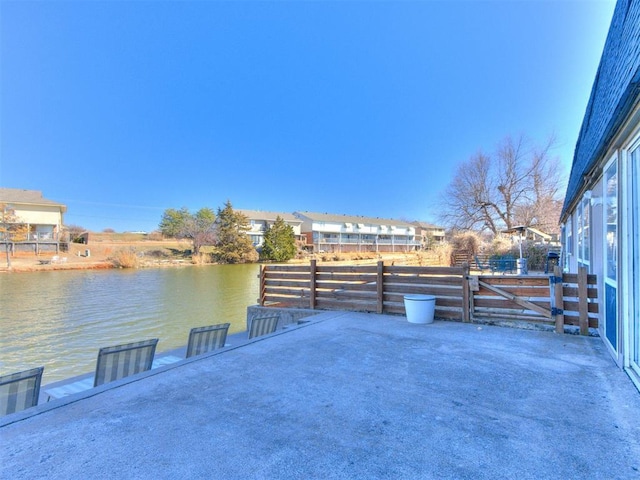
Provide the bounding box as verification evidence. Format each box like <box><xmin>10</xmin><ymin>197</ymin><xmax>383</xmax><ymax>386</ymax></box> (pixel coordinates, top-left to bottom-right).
<box><xmin>109</xmin><ymin>248</ymin><xmax>140</xmax><ymax>268</ymax></box>
<box><xmin>190</xmin><ymin>252</ymin><xmax>213</xmax><ymax>265</ymax></box>
<box><xmin>317</xmin><ymin>252</ymin><xmax>380</xmax><ymax>262</ymax></box>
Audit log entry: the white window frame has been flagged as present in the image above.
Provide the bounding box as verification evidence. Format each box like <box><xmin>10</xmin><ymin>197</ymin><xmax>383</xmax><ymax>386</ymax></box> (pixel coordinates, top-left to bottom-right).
<box><xmin>602</xmin><ymin>153</ymin><xmax>619</xmax><ymax>355</ymax></box>
<box><xmin>604</xmin><ymin>155</ymin><xmax>618</xmax><ymax>284</ymax></box>
<box><xmin>563</xmin><ymin>218</ymin><xmax>573</xmax><ymax>271</ymax></box>
<box><xmin>577</xmin><ymin>194</ymin><xmax>591</xmax><ymax>269</ymax></box>
<box><xmin>623</xmin><ymin>134</ymin><xmax>640</xmax><ymax>385</ymax></box>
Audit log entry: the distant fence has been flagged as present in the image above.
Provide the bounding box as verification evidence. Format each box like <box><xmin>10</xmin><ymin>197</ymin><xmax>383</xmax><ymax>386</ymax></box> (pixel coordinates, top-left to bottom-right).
<box><xmin>260</xmin><ymin>261</ymin><xmax>598</xmax><ymax>335</ymax></box>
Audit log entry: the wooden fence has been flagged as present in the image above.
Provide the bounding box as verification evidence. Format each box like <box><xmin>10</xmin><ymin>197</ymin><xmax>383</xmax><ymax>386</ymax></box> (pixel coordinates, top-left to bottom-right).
<box><xmin>260</xmin><ymin>261</ymin><xmax>598</xmax><ymax>335</ymax></box>
<box><xmin>471</xmin><ymin>266</ymin><xmax>598</xmax><ymax>335</ymax></box>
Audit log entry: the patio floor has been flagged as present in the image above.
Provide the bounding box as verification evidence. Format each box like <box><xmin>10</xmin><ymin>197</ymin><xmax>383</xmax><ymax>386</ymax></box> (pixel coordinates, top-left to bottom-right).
<box><xmin>1</xmin><ymin>311</ymin><xmax>639</xmax><ymax>479</ymax></box>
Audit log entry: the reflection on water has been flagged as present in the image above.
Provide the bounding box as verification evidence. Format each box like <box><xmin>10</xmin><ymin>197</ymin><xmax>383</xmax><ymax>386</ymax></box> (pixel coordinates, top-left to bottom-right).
<box><xmin>0</xmin><ymin>264</ymin><xmax>260</xmax><ymax>384</ymax></box>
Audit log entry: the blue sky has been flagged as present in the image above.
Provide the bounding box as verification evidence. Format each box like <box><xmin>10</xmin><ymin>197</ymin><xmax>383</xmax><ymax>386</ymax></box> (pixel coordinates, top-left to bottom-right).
<box><xmin>1</xmin><ymin>0</ymin><xmax>615</xmax><ymax>233</ymax></box>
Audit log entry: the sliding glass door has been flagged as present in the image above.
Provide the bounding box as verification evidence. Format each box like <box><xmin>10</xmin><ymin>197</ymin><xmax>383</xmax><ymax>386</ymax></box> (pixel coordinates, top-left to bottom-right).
<box><xmin>604</xmin><ymin>157</ymin><xmax>618</xmax><ymax>353</ymax></box>
<box><xmin>630</xmin><ymin>145</ymin><xmax>640</xmax><ymax>377</ymax></box>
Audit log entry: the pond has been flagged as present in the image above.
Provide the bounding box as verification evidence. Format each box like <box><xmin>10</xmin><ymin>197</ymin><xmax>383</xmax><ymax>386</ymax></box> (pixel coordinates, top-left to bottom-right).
<box><xmin>0</xmin><ymin>264</ymin><xmax>260</xmax><ymax>384</ymax></box>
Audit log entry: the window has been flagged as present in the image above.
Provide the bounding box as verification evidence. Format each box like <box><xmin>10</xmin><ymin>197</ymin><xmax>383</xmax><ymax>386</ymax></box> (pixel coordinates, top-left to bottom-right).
<box><xmin>604</xmin><ymin>160</ymin><xmax>617</xmax><ymax>281</ymax></box>
<box><xmin>577</xmin><ymin>195</ymin><xmax>590</xmax><ymax>267</ymax></box>
<box><xmin>583</xmin><ymin>197</ymin><xmax>590</xmax><ymax>263</ymax></box>
<box><xmin>603</xmin><ymin>156</ymin><xmax>618</xmax><ymax>351</ymax></box>
<box><xmin>566</xmin><ymin>218</ymin><xmax>573</xmax><ymax>256</ymax></box>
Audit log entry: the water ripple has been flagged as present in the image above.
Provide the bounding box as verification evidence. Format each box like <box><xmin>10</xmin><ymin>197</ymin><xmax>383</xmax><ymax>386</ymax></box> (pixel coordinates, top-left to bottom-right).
<box><xmin>0</xmin><ymin>264</ymin><xmax>260</xmax><ymax>383</ymax></box>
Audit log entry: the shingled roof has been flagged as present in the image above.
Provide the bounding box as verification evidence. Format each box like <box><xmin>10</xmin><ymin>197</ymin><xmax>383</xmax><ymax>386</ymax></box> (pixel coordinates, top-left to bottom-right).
<box><xmin>562</xmin><ymin>1</ymin><xmax>640</xmax><ymax>219</ymax></box>
<box><xmin>294</xmin><ymin>211</ymin><xmax>414</xmax><ymax>228</ymax></box>
<box><xmin>0</xmin><ymin>188</ymin><xmax>67</xmax><ymax>211</ymax></box>
<box><xmin>237</xmin><ymin>210</ymin><xmax>302</xmax><ymax>224</ymax></box>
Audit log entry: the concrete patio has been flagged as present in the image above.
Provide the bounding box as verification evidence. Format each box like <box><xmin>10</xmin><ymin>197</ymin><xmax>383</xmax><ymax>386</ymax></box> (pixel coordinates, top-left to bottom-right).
<box><xmin>1</xmin><ymin>311</ymin><xmax>639</xmax><ymax>479</ymax></box>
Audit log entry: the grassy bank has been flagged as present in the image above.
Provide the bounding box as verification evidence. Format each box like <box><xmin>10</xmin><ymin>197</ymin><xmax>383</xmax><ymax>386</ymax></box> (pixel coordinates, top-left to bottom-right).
<box><xmin>3</xmin><ymin>233</ymin><xmax>450</xmax><ymax>272</ymax></box>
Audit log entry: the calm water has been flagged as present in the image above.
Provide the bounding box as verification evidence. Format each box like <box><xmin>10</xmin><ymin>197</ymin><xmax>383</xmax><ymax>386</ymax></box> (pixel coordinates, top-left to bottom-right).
<box><xmin>0</xmin><ymin>264</ymin><xmax>260</xmax><ymax>384</ymax></box>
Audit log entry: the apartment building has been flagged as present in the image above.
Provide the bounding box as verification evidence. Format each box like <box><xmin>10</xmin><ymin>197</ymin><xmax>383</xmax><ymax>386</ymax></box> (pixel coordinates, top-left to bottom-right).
<box><xmin>293</xmin><ymin>212</ymin><xmax>421</xmax><ymax>253</ymax></box>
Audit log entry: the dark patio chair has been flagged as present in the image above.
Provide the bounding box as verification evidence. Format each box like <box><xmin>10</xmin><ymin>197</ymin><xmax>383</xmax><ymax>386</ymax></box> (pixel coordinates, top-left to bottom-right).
<box><xmin>489</xmin><ymin>255</ymin><xmax>516</xmax><ymax>274</ymax></box>
<box><xmin>186</xmin><ymin>323</ymin><xmax>230</xmax><ymax>358</ymax></box>
<box><xmin>94</xmin><ymin>338</ymin><xmax>159</xmax><ymax>387</ymax></box>
<box><xmin>248</xmin><ymin>315</ymin><xmax>279</xmax><ymax>339</ymax></box>
<box><xmin>0</xmin><ymin>366</ymin><xmax>44</xmax><ymax>416</ymax></box>
<box><xmin>501</xmin><ymin>255</ymin><xmax>516</xmax><ymax>274</ymax></box>
<box><xmin>474</xmin><ymin>255</ymin><xmax>493</xmax><ymax>273</ymax></box>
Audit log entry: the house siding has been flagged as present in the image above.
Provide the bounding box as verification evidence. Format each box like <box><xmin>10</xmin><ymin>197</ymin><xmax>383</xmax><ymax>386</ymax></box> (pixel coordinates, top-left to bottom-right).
<box><xmin>0</xmin><ymin>189</ymin><xmax>66</xmax><ymax>241</ymax></box>
<box><xmin>561</xmin><ymin>0</ymin><xmax>640</xmax><ymax>391</ymax></box>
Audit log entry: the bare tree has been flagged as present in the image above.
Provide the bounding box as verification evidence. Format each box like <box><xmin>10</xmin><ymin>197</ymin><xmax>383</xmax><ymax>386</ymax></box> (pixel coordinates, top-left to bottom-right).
<box><xmin>0</xmin><ymin>204</ymin><xmax>29</xmax><ymax>267</ymax></box>
<box><xmin>182</xmin><ymin>207</ymin><xmax>217</xmax><ymax>256</ymax></box>
<box><xmin>158</xmin><ymin>207</ymin><xmax>216</xmax><ymax>255</ymax></box>
<box><xmin>440</xmin><ymin>135</ymin><xmax>564</xmax><ymax>235</ymax></box>
<box><xmin>441</xmin><ymin>152</ymin><xmax>496</xmax><ymax>232</ymax></box>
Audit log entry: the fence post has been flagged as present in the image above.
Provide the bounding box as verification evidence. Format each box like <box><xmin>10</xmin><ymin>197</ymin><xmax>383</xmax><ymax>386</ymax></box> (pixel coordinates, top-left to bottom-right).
<box><xmin>377</xmin><ymin>260</ymin><xmax>384</xmax><ymax>314</ymax></box>
<box><xmin>309</xmin><ymin>259</ymin><xmax>317</xmax><ymax>310</ymax></box>
<box><xmin>259</xmin><ymin>265</ymin><xmax>266</xmax><ymax>306</ymax></box>
<box><xmin>578</xmin><ymin>266</ymin><xmax>589</xmax><ymax>335</ymax></box>
<box><xmin>462</xmin><ymin>262</ymin><xmax>470</xmax><ymax>323</ymax></box>
<box><xmin>552</xmin><ymin>265</ymin><xmax>565</xmax><ymax>334</ymax></box>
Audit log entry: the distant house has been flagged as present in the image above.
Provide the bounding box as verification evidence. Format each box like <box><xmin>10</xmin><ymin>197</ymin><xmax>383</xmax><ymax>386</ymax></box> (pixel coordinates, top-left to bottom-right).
<box><xmin>294</xmin><ymin>212</ymin><xmax>421</xmax><ymax>253</ymax></box>
<box><xmin>0</xmin><ymin>188</ymin><xmax>66</xmax><ymax>241</ymax></box>
<box><xmin>559</xmin><ymin>1</ymin><xmax>639</xmax><ymax>390</ymax></box>
<box><xmin>237</xmin><ymin>210</ymin><xmax>303</xmax><ymax>248</ymax></box>
<box><xmin>412</xmin><ymin>221</ymin><xmax>446</xmax><ymax>248</ymax></box>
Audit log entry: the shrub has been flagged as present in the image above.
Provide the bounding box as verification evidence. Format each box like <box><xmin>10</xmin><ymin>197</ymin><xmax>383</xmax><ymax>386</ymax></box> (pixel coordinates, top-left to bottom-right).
<box><xmin>431</xmin><ymin>243</ymin><xmax>452</xmax><ymax>266</ymax></box>
<box><xmin>110</xmin><ymin>248</ymin><xmax>140</xmax><ymax>268</ymax></box>
<box><xmin>506</xmin><ymin>242</ymin><xmax>549</xmax><ymax>271</ymax></box>
<box><xmin>490</xmin><ymin>236</ymin><xmax>512</xmax><ymax>255</ymax></box>
<box><xmin>450</xmin><ymin>232</ymin><xmax>481</xmax><ymax>255</ymax></box>
<box><xmin>146</xmin><ymin>231</ymin><xmax>163</xmax><ymax>241</ymax></box>
<box><xmin>191</xmin><ymin>252</ymin><xmax>213</xmax><ymax>265</ymax></box>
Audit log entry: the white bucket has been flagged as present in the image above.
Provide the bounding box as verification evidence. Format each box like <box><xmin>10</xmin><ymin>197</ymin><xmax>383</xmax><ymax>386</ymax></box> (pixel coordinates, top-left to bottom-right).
<box><xmin>404</xmin><ymin>294</ymin><xmax>436</xmax><ymax>324</ymax></box>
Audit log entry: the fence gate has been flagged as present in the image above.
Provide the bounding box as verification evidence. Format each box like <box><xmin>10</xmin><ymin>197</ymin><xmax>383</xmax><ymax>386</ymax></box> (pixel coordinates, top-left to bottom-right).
<box><xmin>470</xmin><ymin>266</ymin><xmax>598</xmax><ymax>334</ymax></box>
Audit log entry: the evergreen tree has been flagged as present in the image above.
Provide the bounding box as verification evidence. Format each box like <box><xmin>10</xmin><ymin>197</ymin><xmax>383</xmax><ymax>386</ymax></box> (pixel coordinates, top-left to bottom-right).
<box><xmin>159</xmin><ymin>207</ymin><xmax>190</xmax><ymax>238</ymax></box>
<box><xmin>260</xmin><ymin>216</ymin><xmax>296</xmax><ymax>262</ymax></box>
<box><xmin>214</xmin><ymin>201</ymin><xmax>258</xmax><ymax>263</ymax></box>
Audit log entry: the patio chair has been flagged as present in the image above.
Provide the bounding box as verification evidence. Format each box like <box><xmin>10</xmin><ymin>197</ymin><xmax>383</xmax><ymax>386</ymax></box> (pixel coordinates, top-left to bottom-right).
<box><xmin>474</xmin><ymin>255</ymin><xmax>493</xmax><ymax>273</ymax></box>
<box><xmin>186</xmin><ymin>323</ymin><xmax>230</xmax><ymax>358</ymax></box>
<box><xmin>94</xmin><ymin>338</ymin><xmax>159</xmax><ymax>387</ymax></box>
<box><xmin>0</xmin><ymin>366</ymin><xmax>44</xmax><ymax>416</ymax></box>
<box><xmin>496</xmin><ymin>255</ymin><xmax>516</xmax><ymax>274</ymax></box>
<box><xmin>248</xmin><ymin>315</ymin><xmax>279</xmax><ymax>339</ymax></box>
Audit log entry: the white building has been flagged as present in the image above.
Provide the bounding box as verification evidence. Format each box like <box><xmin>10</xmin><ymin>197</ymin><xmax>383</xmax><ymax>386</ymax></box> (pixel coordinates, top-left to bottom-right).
<box><xmin>237</xmin><ymin>210</ymin><xmax>303</xmax><ymax>248</ymax></box>
<box><xmin>0</xmin><ymin>188</ymin><xmax>66</xmax><ymax>241</ymax></box>
<box><xmin>294</xmin><ymin>212</ymin><xmax>421</xmax><ymax>253</ymax></box>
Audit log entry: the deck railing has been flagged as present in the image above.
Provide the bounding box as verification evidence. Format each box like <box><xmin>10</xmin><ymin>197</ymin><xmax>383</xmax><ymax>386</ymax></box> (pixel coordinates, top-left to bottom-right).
<box><xmin>259</xmin><ymin>262</ymin><xmax>598</xmax><ymax>335</ymax></box>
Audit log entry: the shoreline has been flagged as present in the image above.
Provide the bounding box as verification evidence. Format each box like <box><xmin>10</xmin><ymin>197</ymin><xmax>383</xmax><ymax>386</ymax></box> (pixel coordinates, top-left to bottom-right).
<box><xmin>0</xmin><ymin>239</ymin><xmax>197</xmax><ymax>273</ymax></box>
<box><xmin>1</xmin><ymin>237</ymin><xmax>443</xmax><ymax>273</ymax></box>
